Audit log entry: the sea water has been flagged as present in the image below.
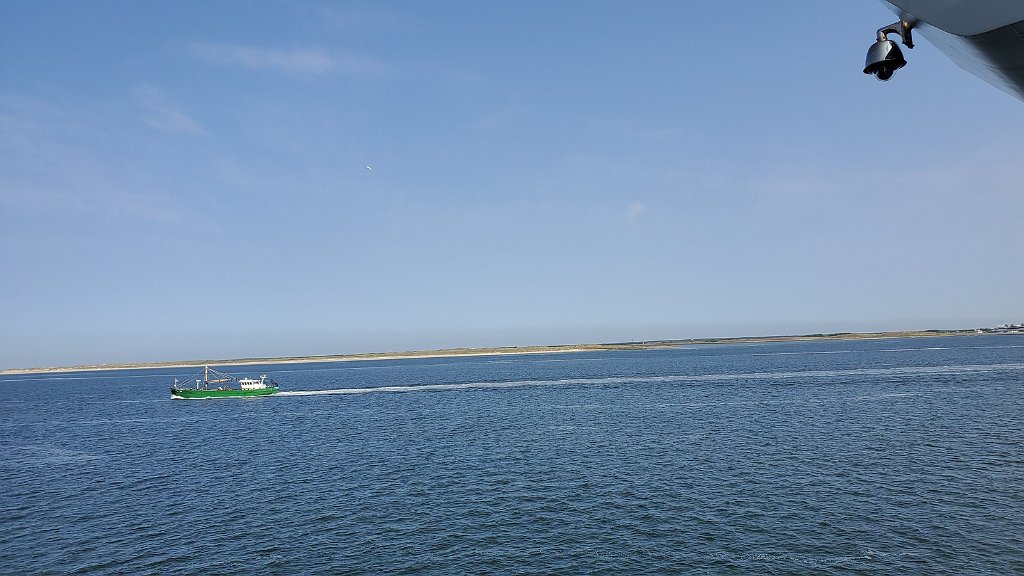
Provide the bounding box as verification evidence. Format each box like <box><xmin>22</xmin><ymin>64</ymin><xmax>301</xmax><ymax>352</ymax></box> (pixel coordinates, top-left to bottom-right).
<box><xmin>1</xmin><ymin>335</ymin><xmax>1022</xmax><ymax>574</ymax></box>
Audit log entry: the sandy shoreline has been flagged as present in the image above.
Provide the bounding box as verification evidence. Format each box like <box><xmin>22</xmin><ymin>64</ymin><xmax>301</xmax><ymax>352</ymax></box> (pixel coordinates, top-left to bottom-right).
<box><xmin>0</xmin><ymin>345</ymin><xmax>627</xmax><ymax>376</ymax></box>
<box><xmin>1</xmin><ymin>329</ymin><xmax>993</xmax><ymax>376</ymax></box>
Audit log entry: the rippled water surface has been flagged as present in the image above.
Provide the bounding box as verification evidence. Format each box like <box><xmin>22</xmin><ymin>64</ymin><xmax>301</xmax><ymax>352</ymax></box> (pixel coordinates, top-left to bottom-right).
<box><xmin>2</xmin><ymin>335</ymin><xmax>1023</xmax><ymax>574</ymax></box>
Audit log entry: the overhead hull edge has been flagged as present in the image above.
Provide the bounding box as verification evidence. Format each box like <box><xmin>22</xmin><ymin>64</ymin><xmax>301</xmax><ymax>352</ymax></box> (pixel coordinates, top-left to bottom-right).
<box><xmin>882</xmin><ymin>0</ymin><xmax>1024</xmax><ymax>101</ymax></box>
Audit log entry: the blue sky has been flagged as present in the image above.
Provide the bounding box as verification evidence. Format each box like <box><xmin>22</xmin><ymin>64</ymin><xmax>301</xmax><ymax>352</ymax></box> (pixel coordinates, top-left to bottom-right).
<box><xmin>2</xmin><ymin>1</ymin><xmax>1022</xmax><ymax>368</ymax></box>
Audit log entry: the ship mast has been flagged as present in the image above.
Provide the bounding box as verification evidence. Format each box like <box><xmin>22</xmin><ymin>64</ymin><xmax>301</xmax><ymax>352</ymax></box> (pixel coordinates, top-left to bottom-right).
<box><xmin>203</xmin><ymin>366</ymin><xmax>234</xmax><ymax>388</ymax></box>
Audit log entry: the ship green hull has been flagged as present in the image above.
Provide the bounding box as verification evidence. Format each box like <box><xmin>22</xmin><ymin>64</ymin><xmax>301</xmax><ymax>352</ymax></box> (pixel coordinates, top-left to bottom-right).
<box><xmin>171</xmin><ymin>386</ymin><xmax>279</xmax><ymax>399</ymax></box>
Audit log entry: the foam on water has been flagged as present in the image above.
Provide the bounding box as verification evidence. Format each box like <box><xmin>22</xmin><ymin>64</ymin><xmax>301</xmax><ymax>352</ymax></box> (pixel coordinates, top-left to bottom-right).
<box><xmin>274</xmin><ymin>362</ymin><xmax>1024</xmax><ymax>397</ymax></box>
<box><xmin>747</xmin><ymin>343</ymin><xmax>1023</xmax><ymax>358</ymax></box>
<box><xmin>2</xmin><ymin>445</ymin><xmax>104</xmax><ymax>466</ymax></box>
<box><xmin>752</xmin><ymin>350</ymin><xmax>859</xmax><ymax>356</ymax></box>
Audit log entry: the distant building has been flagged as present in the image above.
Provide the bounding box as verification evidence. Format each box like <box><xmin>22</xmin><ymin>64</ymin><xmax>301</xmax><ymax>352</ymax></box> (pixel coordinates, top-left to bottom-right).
<box><xmin>995</xmin><ymin>323</ymin><xmax>1024</xmax><ymax>332</ymax></box>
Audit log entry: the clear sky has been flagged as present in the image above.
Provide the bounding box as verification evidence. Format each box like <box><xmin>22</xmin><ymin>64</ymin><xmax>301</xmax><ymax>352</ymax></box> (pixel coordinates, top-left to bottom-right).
<box><xmin>2</xmin><ymin>1</ymin><xmax>1022</xmax><ymax>368</ymax></box>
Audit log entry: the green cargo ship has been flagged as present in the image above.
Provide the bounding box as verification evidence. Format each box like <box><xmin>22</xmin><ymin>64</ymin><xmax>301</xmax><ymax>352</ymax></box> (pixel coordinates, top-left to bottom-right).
<box><xmin>171</xmin><ymin>366</ymin><xmax>279</xmax><ymax>399</ymax></box>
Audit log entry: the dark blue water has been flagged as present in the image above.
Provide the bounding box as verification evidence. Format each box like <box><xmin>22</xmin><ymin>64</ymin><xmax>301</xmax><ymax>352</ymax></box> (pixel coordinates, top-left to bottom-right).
<box><xmin>2</xmin><ymin>335</ymin><xmax>1022</xmax><ymax>574</ymax></box>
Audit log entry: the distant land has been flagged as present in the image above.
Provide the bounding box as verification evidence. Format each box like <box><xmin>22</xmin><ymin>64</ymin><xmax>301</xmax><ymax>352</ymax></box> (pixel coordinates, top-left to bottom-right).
<box><xmin>5</xmin><ymin>327</ymin><xmax>1021</xmax><ymax>376</ymax></box>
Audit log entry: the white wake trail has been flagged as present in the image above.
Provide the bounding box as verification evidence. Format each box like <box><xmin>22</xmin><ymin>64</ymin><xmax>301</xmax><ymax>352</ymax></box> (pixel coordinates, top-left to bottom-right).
<box><xmin>273</xmin><ymin>363</ymin><xmax>1024</xmax><ymax>397</ymax></box>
